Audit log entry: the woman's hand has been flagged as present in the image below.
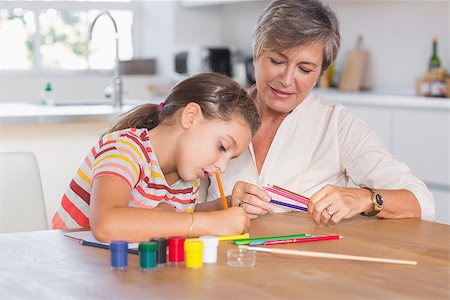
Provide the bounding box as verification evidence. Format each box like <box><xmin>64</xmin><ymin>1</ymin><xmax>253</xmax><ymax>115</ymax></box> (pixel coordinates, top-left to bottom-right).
<box><xmin>308</xmin><ymin>185</ymin><xmax>372</xmax><ymax>225</ymax></box>
<box><xmin>230</xmin><ymin>181</ymin><xmax>272</xmax><ymax>219</ymax></box>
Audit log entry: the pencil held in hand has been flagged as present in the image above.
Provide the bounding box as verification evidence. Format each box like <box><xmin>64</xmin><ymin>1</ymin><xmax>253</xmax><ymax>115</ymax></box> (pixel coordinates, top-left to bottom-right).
<box><xmin>269</xmin><ymin>199</ymin><xmax>307</xmax><ymax>211</ymax></box>
<box><xmin>264</xmin><ymin>185</ymin><xmax>309</xmax><ymax>206</ymax></box>
<box><xmin>215</xmin><ymin>172</ymin><xmax>228</xmax><ymax>209</ymax></box>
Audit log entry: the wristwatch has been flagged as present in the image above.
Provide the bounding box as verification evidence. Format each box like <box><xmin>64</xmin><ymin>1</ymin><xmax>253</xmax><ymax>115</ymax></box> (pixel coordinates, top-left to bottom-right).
<box><xmin>360</xmin><ymin>187</ymin><xmax>384</xmax><ymax>217</ymax></box>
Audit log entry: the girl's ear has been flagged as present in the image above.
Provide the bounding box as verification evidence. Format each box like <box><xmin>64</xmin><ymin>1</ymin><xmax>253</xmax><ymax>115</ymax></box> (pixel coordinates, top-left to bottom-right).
<box><xmin>180</xmin><ymin>102</ymin><xmax>202</xmax><ymax>129</ymax></box>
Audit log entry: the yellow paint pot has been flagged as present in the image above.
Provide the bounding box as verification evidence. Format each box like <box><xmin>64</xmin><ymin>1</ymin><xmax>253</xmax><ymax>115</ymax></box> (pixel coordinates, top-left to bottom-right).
<box><xmin>184</xmin><ymin>239</ymin><xmax>203</xmax><ymax>269</ymax></box>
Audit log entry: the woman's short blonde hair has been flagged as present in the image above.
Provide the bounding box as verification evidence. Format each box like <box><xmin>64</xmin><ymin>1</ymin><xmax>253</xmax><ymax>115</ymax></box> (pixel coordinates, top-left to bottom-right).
<box><xmin>253</xmin><ymin>0</ymin><xmax>340</xmax><ymax>73</ymax></box>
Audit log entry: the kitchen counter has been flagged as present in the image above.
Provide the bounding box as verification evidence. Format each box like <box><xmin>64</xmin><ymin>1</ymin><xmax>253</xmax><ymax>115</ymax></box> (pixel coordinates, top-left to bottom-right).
<box><xmin>313</xmin><ymin>89</ymin><xmax>450</xmax><ymax>110</ymax></box>
<box><xmin>0</xmin><ymin>100</ymin><xmax>158</xmax><ymax>125</ymax></box>
<box><xmin>1</xmin><ymin>92</ymin><xmax>449</xmax><ymax>125</ymax></box>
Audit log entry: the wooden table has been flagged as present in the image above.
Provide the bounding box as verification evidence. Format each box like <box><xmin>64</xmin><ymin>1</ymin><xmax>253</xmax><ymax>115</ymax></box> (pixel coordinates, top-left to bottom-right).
<box><xmin>1</xmin><ymin>213</ymin><xmax>449</xmax><ymax>299</ymax></box>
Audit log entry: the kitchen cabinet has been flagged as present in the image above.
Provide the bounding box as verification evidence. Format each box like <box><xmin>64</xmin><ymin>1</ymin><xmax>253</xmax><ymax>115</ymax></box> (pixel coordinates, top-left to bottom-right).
<box><xmin>429</xmin><ymin>188</ymin><xmax>450</xmax><ymax>225</ymax></box>
<box><xmin>346</xmin><ymin>106</ymin><xmax>393</xmax><ymax>151</ymax></box>
<box><xmin>317</xmin><ymin>89</ymin><xmax>450</xmax><ymax>224</ymax></box>
<box><xmin>393</xmin><ymin>109</ymin><xmax>450</xmax><ymax>225</ymax></box>
<box><xmin>393</xmin><ymin>110</ymin><xmax>449</xmax><ymax>187</ymax></box>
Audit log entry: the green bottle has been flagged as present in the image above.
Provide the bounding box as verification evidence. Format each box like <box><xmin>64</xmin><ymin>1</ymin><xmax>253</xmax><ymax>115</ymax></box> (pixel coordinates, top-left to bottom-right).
<box><xmin>41</xmin><ymin>82</ymin><xmax>54</xmax><ymax>106</ymax></box>
<box><xmin>429</xmin><ymin>37</ymin><xmax>441</xmax><ymax>71</ymax></box>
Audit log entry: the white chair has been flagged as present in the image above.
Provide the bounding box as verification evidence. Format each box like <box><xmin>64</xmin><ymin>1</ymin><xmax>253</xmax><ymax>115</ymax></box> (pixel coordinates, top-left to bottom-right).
<box><xmin>0</xmin><ymin>151</ymin><xmax>48</xmax><ymax>233</ymax></box>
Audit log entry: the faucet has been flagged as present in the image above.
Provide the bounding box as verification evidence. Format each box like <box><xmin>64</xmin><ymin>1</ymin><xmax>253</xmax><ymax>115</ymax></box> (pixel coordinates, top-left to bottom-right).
<box><xmin>88</xmin><ymin>11</ymin><xmax>122</xmax><ymax>109</ymax></box>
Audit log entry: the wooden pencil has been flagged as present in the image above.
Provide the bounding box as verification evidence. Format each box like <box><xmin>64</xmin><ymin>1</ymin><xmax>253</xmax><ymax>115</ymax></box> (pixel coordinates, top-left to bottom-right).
<box><xmin>264</xmin><ymin>186</ymin><xmax>309</xmax><ymax>206</ymax></box>
<box><xmin>215</xmin><ymin>172</ymin><xmax>228</xmax><ymax>209</ymax></box>
<box><xmin>269</xmin><ymin>199</ymin><xmax>307</xmax><ymax>211</ymax></box>
<box><xmin>239</xmin><ymin>245</ymin><xmax>417</xmax><ymax>265</ymax></box>
<box><xmin>272</xmin><ymin>185</ymin><xmax>310</xmax><ymax>203</ymax></box>
<box><xmin>261</xmin><ymin>234</ymin><xmax>342</xmax><ymax>246</ymax></box>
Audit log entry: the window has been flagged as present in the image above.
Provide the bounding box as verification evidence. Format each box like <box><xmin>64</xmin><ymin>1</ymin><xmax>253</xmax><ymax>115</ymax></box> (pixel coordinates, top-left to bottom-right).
<box><xmin>0</xmin><ymin>1</ymin><xmax>138</xmax><ymax>72</ymax></box>
<box><xmin>0</xmin><ymin>8</ymin><xmax>36</xmax><ymax>70</ymax></box>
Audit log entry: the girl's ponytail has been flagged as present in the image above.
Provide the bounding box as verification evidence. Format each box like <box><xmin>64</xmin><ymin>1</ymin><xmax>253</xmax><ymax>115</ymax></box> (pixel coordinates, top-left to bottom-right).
<box><xmin>109</xmin><ymin>104</ymin><xmax>161</xmax><ymax>132</ymax></box>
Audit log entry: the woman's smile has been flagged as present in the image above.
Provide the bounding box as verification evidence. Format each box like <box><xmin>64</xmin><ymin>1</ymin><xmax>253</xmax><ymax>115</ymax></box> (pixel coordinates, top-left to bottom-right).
<box><xmin>269</xmin><ymin>85</ymin><xmax>295</xmax><ymax>99</ymax></box>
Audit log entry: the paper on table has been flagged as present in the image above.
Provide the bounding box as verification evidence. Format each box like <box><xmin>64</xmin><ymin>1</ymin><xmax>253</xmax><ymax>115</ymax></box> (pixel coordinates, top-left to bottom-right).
<box><xmin>64</xmin><ymin>231</ymin><xmax>139</xmax><ymax>249</ymax></box>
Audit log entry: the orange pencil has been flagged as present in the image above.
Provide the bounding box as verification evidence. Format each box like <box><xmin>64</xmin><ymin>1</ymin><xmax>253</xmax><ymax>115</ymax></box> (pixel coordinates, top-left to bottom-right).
<box><xmin>215</xmin><ymin>172</ymin><xmax>228</xmax><ymax>209</ymax></box>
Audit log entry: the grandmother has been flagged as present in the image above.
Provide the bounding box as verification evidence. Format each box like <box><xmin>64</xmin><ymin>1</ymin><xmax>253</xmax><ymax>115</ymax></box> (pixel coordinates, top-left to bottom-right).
<box><xmin>203</xmin><ymin>0</ymin><xmax>434</xmax><ymax>224</ymax></box>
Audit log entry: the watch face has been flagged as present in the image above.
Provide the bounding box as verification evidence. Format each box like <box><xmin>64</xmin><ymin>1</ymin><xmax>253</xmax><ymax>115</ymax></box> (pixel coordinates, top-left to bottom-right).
<box><xmin>375</xmin><ymin>194</ymin><xmax>383</xmax><ymax>206</ymax></box>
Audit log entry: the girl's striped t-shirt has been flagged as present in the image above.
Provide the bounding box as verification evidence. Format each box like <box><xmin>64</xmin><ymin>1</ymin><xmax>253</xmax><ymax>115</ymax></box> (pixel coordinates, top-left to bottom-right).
<box><xmin>52</xmin><ymin>128</ymin><xmax>200</xmax><ymax>229</ymax></box>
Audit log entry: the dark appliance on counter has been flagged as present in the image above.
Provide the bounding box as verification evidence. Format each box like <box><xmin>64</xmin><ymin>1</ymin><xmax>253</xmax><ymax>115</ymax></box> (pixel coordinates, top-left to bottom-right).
<box><xmin>119</xmin><ymin>58</ymin><xmax>157</xmax><ymax>75</ymax></box>
<box><xmin>245</xmin><ymin>57</ymin><xmax>256</xmax><ymax>85</ymax></box>
<box><xmin>174</xmin><ymin>47</ymin><xmax>232</xmax><ymax>78</ymax></box>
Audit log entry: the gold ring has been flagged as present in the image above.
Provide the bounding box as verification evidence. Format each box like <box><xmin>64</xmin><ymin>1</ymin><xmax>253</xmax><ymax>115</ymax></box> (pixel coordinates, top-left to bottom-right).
<box><xmin>325</xmin><ymin>208</ymin><xmax>334</xmax><ymax>217</ymax></box>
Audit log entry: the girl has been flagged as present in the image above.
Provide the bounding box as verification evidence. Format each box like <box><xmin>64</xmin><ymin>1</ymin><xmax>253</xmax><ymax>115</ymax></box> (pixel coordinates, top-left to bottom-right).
<box><xmin>52</xmin><ymin>73</ymin><xmax>261</xmax><ymax>242</ymax></box>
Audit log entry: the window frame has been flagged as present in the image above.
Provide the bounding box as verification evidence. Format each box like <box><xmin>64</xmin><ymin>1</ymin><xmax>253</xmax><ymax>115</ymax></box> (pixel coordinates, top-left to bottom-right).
<box><xmin>0</xmin><ymin>0</ymin><xmax>142</xmax><ymax>76</ymax></box>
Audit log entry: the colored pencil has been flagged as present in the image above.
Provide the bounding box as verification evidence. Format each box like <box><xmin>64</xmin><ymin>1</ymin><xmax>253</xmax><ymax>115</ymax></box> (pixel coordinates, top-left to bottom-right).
<box><xmin>260</xmin><ymin>234</ymin><xmax>342</xmax><ymax>246</ymax></box>
<box><xmin>232</xmin><ymin>234</ymin><xmax>310</xmax><ymax>245</ymax></box>
<box><xmin>239</xmin><ymin>245</ymin><xmax>417</xmax><ymax>265</ymax></box>
<box><xmin>187</xmin><ymin>233</ymin><xmax>250</xmax><ymax>242</ymax></box>
<box><xmin>218</xmin><ymin>233</ymin><xmax>250</xmax><ymax>241</ymax></box>
<box><xmin>269</xmin><ymin>199</ymin><xmax>308</xmax><ymax>212</ymax></box>
<box><xmin>265</xmin><ymin>186</ymin><xmax>309</xmax><ymax>206</ymax></box>
<box><xmin>215</xmin><ymin>172</ymin><xmax>228</xmax><ymax>209</ymax></box>
<box><xmin>272</xmin><ymin>185</ymin><xmax>310</xmax><ymax>203</ymax></box>
<box><xmin>80</xmin><ymin>240</ymin><xmax>139</xmax><ymax>255</ymax></box>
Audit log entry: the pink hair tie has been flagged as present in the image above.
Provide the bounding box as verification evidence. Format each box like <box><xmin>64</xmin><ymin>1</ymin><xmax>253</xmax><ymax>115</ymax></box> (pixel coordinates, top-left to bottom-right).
<box><xmin>159</xmin><ymin>102</ymin><xmax>164</xmax><ymax>111</ymax></box>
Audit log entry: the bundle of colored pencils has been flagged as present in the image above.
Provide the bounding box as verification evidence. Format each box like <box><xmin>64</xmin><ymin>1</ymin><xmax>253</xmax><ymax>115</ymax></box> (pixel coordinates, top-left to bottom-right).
<box><xmin>233</xmin><ymin>234</ymin><xmax>341</xmax><ymax>246</ymax></box>
<box><xmin>264</xmin><ymin>185</ymin><xmax>309</xmax><ymax>212</ymax></box>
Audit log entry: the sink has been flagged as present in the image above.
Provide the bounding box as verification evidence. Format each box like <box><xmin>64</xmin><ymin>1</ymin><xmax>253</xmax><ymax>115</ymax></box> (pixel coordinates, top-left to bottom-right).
<box><xmin>51</xmin><ymin>99</ymin><xmax>148</xmax><ymax>107</ymax></box>
<box><xmin>52</xmin><ymin>101</ymin><xmax>109</xmax><ymax>106</ymax></box>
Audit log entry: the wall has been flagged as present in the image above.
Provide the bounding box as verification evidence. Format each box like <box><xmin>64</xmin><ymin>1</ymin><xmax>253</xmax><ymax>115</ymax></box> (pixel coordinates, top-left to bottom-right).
<box><xmin>221</xmin><ymin>0</ymin><xmax>269</xmax><ymax>54</ymax></box>
<box><xmin>329</xmin><ymin>0</ymin><xmax>449</xmax><ymax>92</ymax></box>
<box><xmin>137</xmin><ymin>1</ymin><xmax>222</xmax><ymax>79</ymax></box>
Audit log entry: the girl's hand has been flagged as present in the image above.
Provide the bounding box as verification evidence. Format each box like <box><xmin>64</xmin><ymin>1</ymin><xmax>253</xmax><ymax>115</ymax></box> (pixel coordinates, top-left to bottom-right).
<box><xmin>307</xmin><ymin>185</ymin><xmax>372</xmax><ymax>225</ymax></box>
<box><xmin>213</xmin><ymin>207</ymin><xmax>250</xmax><ymax>235</ymax></box>
<box><xmin>230</xmin><ymin>181</ymin><xmax>272</xmax><ymax>219</ymax></box>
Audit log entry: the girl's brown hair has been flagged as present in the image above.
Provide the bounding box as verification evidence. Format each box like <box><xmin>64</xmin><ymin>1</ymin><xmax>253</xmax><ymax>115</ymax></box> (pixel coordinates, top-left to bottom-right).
<box><xmin>110</xmin><ymin>72</ymin><xmax>261</xmax><ymax>135</ymax></box>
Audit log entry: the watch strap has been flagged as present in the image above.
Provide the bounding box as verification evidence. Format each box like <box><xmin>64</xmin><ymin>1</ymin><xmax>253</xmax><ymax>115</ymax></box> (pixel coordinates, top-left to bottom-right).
<box><xmin>360</xmin><ymin>187</ymin><xmax>382</xmax><ymax>217</ymax></box>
